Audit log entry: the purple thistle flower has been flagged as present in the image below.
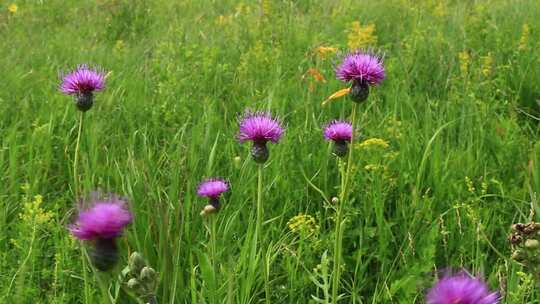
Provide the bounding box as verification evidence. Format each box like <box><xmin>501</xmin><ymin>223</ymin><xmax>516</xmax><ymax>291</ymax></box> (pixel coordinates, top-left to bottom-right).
<box><xmin>335</xmin><ymin>51</ymin><xmax>385</xmax><ymax>85</ymax></box>
<box><xmin>427</xmin><ymin>272</ymin><xmax>499</xmax><ymax>304</ymax></box>
<box><xmin>69</xmin><ymin>195</ymin><xmax>132</xmax><ymax>271</ymax></box>
<box><xmin>238</xmin><ymin>111</ymin><xmax>284</xmax><ymax>164</ymax></box>
<box><xmin>238</xmin><ymin>111</ymin><xmax>284</xmax><ymax>144</ymax></box>
<box><xmin>197</xmin><ymin>178</ymin><xmax>229</xmax><ymax>215</ymax></box>
<box><xmin>324</xmin><ymin>120</ymin><xmax>353</xmax><ymax>142</ymax></box>
<box><xmin>59</xmin><ymin>64</ymin><xmax>106</xmax><ymax>112</ymax></box>
<box><xmin>324</xmin><ymin>120</ymin><xmax>353</xmax><ymax>157</ymax></box>
<box><xmin>335</xmin><ymin>51</ymin><xmax>385</xmax><ymax>103</ymax></box>
<box><xmin>197</xmin><ymin>178</ymin><xmax>229</xmax><ymax>199</ymax></box>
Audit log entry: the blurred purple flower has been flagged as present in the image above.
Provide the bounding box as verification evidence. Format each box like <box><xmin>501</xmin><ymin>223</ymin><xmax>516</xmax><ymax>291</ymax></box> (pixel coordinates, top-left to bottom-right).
<box><xmin>69</xmin><ymin>194</ymin><xmax>132</xmax><ymax>271</ymax></box>
<box><xmin>197</xmin><ymin>178</ymin><xmax>229</xmax><ymax>199</ymax></box>
<box><xmin>427</xmin><ymin>272</ymin><xmax>499</xmax><ymax>304</ymax></box>
<box><xmin>69</xmin><ymin>197</ymin><xmax>132</xmax><ymax>240</ymax></box>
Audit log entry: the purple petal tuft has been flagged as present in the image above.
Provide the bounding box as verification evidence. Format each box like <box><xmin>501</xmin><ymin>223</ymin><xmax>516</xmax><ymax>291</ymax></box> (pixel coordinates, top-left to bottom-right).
<box><xmin>69</xmin><ymin>197</ymin><xmax>132</xmax><ymax>240</ymax></box>
<box><xmin>59</xmin><ymin>64</ymin><xmax>106</xmax><ymax>95</ymax></box>
<box><xmin>335</xmin><ymin>51</ymin><xmax>385</xmax><ymax>85</ymax></box>
<box><xmin>197</xmin><ymin>178</ymin><xmax>229</xmax><ymax>199</ymax></box>
<box><xmin>427</xmin><ymin>272</ymin><xmax>499</xmax><ymax>304</ymax></box>
<box><xmin>324</xmin><ymin>120</ymin><xmax>353</xmax><ymax>142</ymax></box>
<box><xmin>237</xmin><ymin>111</ymin><xmax>284</xmax><ymax>144</ymax></box>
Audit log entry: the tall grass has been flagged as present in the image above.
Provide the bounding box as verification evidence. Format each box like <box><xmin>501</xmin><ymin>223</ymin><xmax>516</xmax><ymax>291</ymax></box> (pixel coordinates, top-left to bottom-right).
<box><xmin>0</xmin><ymin>0</ymin><xmax>539</xmax><ymax>303</ymax></box>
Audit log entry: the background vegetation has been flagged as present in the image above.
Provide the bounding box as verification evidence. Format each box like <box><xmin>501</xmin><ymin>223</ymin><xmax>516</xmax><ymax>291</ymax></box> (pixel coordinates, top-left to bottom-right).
<box><xmin>1</xmin><ymin>0</ymin><xmax>539</xmax><ymax>302</ymax></box>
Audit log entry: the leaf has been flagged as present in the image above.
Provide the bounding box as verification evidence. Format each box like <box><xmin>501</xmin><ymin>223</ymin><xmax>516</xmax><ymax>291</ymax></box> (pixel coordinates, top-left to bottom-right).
<box><xmin>322</xmin><ymin>88</ymin><xmax>350</xmax><ymax>106</ymax></box>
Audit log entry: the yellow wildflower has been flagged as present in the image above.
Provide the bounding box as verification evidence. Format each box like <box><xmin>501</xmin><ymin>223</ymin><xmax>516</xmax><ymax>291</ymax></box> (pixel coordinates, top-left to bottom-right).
<box><xmin>432</xmin><ymin>1</ymin><xmax>447</xmax><ymax>17</ymax></box>
<box><xmin>8</xmin><ymin>3</ymin><xmax>18</xmax><ymax>13</ymax></box>
<box><xmin>458</xmin><ymin>50</ymin><xmax>471</xmax><ymax>77</ymax></box>
<box><xmin>519</xmin><ymin>24</ymin><xmax>530</xmax><ymax>51</ymax></box>
<box><xmin>19</xmin><ymin>195</ymin><xmax>54</xmax><ymax>226</ymax></box>
<box><xmin>480</xmin><ymin>52</ymin><xmax>493</xmax><ymax>77</ymax></box>
<box><xmin>287</xmin><ymin>213</ymin><xmax>319</xmax><ymax>237</ymax></box>
<box><xmin>357</xmin><ymin>138</ymin><xmax>390</xmax><ymax>150</ymax></box>
<box><xmin>347</xmin><ymin>21</ymin><xmax>377</xmax><ymax>50</ymax></box>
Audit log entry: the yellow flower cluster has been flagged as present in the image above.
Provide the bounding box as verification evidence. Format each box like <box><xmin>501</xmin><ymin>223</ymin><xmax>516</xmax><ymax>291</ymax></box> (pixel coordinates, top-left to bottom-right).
<box><xmin>465</xmin><ymin>176</ymin><xmax>475</xmax><ymax>194</ymax></box>
<box><xmin>347</xmin><ymin>21</ymin><xmax>377</xmax><ymax>50</ymax></box>
<box><xmin>287</xmin><ymin>213</ymin><xmax>320</xmax><ymax>237</ymax></box>
<box><xmin>458</xmin><ymin>50</ymin><xmax>471</xmax><ymax>77</ymax></box>
<box><xmin>316</xmin><ymin>46</ymin><xmax>337</xmax><ymax>57</ymax></box>
<box><xmin>481</xmin><ymin>52</ymin><xmax>493</xmax><ymax>77</ymax></box>
<box><xmin>357</xmin><ymin>138</ymin><xmax>390</xmax><ymax>150</ymax></box>
<box><xmin>519</xmin><ymin>24</ymin><xmax>530</xmax><ymax>51</ymax></box>
<box><xmin>19</xmin><ymin>194</ymin><xmax>54</xmax><ymax>226</ymax></box>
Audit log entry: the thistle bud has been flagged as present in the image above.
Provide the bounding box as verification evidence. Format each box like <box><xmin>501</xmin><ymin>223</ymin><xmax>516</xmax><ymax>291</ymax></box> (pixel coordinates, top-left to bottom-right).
<box><xmin>90</xmin><ymin>238</ymin><xmax>118</xmax><ymax>271</ymax></box>
<box><xmin>511</xmin><ymin>250</ymin><xmax>527</xmax><ymax>262</ymax></box>
<box><xmin>200</xmin><ymin>204</ymin><xmax>218</xmax><ymax>216</ymax></box>
<box><xmin>333</xmin><ymin>140</ymin><xmax>349</xmax><ymax>157</ymax></box>
<box><xmin>75</xmin><ymin>92</ymin><xmax>94</xmax><ymax>112</ymax></box>
<box><xmin>525</xmin><ymin>239</ymin><xmax>540</xmax><ymax>250</ymax></box>
<box><xmin>129</xmin><ymin>251</ymin><xmax>146</xmax><ymax>275</ymax></box>
<box><xmin>349</xmin><ymin>80</ymin><xmax>369</xmax><ymax>103</ymax></box>
<box><xmin>251</xmin><ymin>141</ymin><xmax>269</xmax><ymax>164</ymax></box>
<box><xmin>140</xmin><ymin>266</ymin><xmax>157</xmax><ymax>283</ymax></box>
<box><xmin>234</xmin><ymin>156</ymin><xmax>242</xmax><ymax>169</ymax></box>
<box><xmin>127</xmin><ymin>278</ymin><xmax>140</xmax><ymax>290</ymax></box>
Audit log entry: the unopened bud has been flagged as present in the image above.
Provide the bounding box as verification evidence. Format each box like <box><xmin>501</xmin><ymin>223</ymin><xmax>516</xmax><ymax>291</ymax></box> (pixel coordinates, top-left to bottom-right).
<box><xmin>140</xmin><ymin>266</ymin><xmax>157</xmax><ymax>283</ymax></box>
<box><xmin>511</xmin><ymin>250</ymin><xmax>527</xmax><ymax>262</ymax></box>
<box><xmin>90</xmin><ymin>238</ymin><xmax>118</xmax><ymax>271</ymax></box>
<box><xmin>200</xmin><ymin>204</ymin><xmax>218</xmax><ymax>216</ymax></box>
<box><xmin>75</xmin><ymin>92</ymin><xmax>94</xmax><ymax>112</ymax></box>
<box><xmin>349</xmin><ymin>80</ymin><xmax>369</xmax><ymax>103</ymax></box>
<box><xmin>251</xmin><ymin>141</ymin><xmax>269</xmax><ymax>164</ymax></box>
<box><xmin>331</xmin><ymin>197</ymin><xmax>339</xmax><ymax>205</ymax></box>
<box><xmin>127</xmin><ymin>278</ymin><xmax>140</xmax><ymax>290</ymax></box>
<box><xmin>525</xmin><ymin>239</ymin><xmax>540</xmax><ymax>250</ymax></box>
<box><xmin>129</xmin><ymin>252</ymin><xmax>146</xmax><ymax>275</ymax></box>
<box><xmin>234</xmin><ymin>156</ymin><xmax>242</xmax><ymax>169</ymax></box>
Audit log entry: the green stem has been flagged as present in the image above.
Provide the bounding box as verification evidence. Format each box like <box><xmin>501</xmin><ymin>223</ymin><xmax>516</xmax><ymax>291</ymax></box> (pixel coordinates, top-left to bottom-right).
<box><xmin>331</xmin><ymin>103</ymin><xmax>358</xmax><ymax>304</ymax></box>
<box><xmin>256</xmin><ymin>165</ymin><xmax>264</xmax><ymax>239</ymax></box>
<box><xmin>73</xmin><ymin>112</ymin><xmax>92</xmax><ymax>304</ymax></box>
<box><xmin>210</xmin><ymin>216</ymin><xmax>218</xmax><ymax>304</ymax></box>
<box><xmin>73</xmin><ymin>112</ymin><xmax>84</xmax><ymax>198</ymax></box>
<box><xmin>256</xmin><ymin>165</ymin><xmax>270</xmax><ymax>303</ymax></box>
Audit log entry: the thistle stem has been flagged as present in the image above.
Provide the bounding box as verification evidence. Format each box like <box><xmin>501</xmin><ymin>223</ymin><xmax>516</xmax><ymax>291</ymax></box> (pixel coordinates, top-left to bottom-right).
<box><xmin>73</xmin><ymin>112</ymin><xmax>84</xmax><ymax>197</ymax></box>
<box><xmin>332</xmin><ymin>103</ymin><xmax>358</xmax><ymax>303</ymax></box>
<box><xmin>73</xmin><ymin>112</ymin><xmax>92</xmax><ymax>303</ymax></box>
<box><xmin>256</xmin><ymin>165</ymin><xmax>264</xmax><ymax>238</ymax></box>
<box><xmin>209</xmin><ymin>215</ymin><xmax>218</xmax><ymax>304</ymax></box>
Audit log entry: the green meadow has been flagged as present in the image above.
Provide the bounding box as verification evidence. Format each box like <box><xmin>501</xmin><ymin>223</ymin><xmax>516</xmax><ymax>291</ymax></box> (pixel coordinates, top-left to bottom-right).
<box><xmin>1</xmin><ymin>0</ymin><xmax>540</xmax><ymax>303</ymax></box>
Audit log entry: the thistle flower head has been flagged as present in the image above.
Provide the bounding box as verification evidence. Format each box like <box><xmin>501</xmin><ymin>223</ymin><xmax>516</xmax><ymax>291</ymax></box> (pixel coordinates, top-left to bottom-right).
<box><xmin>69</xmin><ymin>196</ymin><xmax>132</xmax><ymax>240</ymax></box>
<box><xmin>324</xmin><ymin>120</ymin><xmax>353</xmax><ymax>142</ymax></box>
<box><xmin>335</xmin><ymin>51</ymin><xmax>385</xmax><ymax>85</ymax></box>
<box><xmin>427</xmin><ymin>272</ymin><xmax>499</xmax><ymax>304</ymax></box>
<box><xmin>197</xmin><ymin>178</ymin><xmax>229</xmax><ymax>199</ymax></box>
<box><xmin>237</xmin><ymin>111</ymin><xmax>284</xmax><ymax>144</ymax></box>
<box><xmin>59</xmin><ymin>64</ymin><xmax>106</xmax><ymax>95</ymax></box>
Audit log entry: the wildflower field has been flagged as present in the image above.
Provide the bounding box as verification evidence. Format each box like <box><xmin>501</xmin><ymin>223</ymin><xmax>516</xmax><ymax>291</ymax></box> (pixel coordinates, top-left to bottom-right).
<box><xmin>1</xmin><ymin>0</ymin><xmax>540</xmax><ymax>303</ymax></box>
